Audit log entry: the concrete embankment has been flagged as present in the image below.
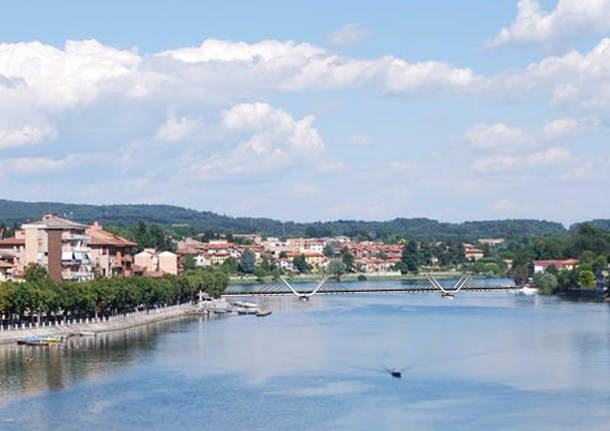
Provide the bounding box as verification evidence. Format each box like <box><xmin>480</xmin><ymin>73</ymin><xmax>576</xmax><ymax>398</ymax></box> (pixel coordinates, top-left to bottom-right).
<box><xmin>0</xmin><ymin>303</ymin><xmax>193</xmax><ymax>345</ymax></box>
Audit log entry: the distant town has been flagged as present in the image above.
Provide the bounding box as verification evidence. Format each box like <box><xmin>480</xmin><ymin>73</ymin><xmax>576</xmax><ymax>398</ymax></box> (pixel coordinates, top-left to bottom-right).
<box><xmin>0</xmin><ymin>213</ymin><xmax>608</xmax><ymax>297</ymax></box>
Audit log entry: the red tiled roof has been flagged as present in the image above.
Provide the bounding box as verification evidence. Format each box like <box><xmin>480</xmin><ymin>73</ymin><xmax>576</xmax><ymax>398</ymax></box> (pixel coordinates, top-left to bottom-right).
<box><xmin>86</xmin><ymin>223</ymin><xmax>137</xmax><ymax>247</ymax></box>
<box><xmin>0</xmin><ymin>238</ymin><xmax>25</xmax><ymax>246</ymax></box>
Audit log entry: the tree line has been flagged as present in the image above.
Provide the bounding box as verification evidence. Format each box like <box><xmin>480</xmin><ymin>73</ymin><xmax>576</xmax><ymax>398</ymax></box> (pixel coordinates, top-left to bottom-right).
<box><xmin>0</xmin><ymin>264</ymin><xmax>228</xmax><ymax>325</ymax></box>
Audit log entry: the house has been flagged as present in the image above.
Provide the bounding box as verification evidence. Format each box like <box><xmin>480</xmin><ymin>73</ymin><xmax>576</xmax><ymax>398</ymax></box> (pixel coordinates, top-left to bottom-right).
<box><xmin>86</xmin><ymin>222</ymin><xmax>137</xmax><ymax>277</ymax></box>
<box><xmin>19</xmin><ymin>214</ymin><xmax>94</xmax><ymax>282</ymax></box>
<box><xmin>134</xmin><ymin>249</ymin><xmax>178</xmax><ymax>276</ymax></box>
<box><xmin>478</xmin><ymin>238</ymin><xmax>505</xmax><ymax>246</ymax></box>
<box><xmin>158</xmin><ymin>251</ymin><xmax>178</xmax><ymax>275</ymax></box>
<box><xmin>463</xmin><ymin>244</ymin><xmax>484</xmax><ymax>262</ymax></box>
<box><xmin>533</xmin><ymin>259</ymin><xmax>579</xmax><ymax>273</ymax></box>
<box><xmin>0</xmin><ymin>237</ymin><xmax>25</xmax><ymax>276</ymax></box>
<box><xmin>0</xmin><ymin>253</ymin><xmax>17</xmax><ymax>281</ymax></box>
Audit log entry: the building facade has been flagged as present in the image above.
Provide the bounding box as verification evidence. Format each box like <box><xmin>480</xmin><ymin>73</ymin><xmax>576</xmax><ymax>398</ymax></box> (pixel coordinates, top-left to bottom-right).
<box><xmin>86</xmin><ymin>222</ymin><xmax>137</xmax><ymax>277</ymax></box>
<box><xmin>19</xmin><ymin>214</ymin><xmax>94</xmax><ymax>282</ymax></box>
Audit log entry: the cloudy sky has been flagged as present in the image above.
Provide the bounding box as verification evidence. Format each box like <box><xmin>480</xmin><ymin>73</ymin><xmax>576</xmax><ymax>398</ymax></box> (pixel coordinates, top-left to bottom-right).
<box><xmin>1</xmin><ymin>0</ymin><xmax>609</xmax><ymax>224</ymax></box>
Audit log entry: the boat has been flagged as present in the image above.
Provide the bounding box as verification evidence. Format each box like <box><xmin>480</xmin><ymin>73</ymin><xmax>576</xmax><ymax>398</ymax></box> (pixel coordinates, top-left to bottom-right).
<box><xmin>255</xmin><ymin>308</ymin><xmax>272</xmax><ymax>317</ymax></box>
<box><xmin>515</xmin><ymin>286</ymin><xmax>539</xmax><ymax>296</ymax></box>
<box><xmin>236</xmin><ymin>307</ymin><xmax>257</xmax><ymax>315</ymax></box>
<box><xmin>441</xmin><ymin>293</ymin><xmax>454</xmax><ymax>299</ymax></box>
<box><xmin>40</xmin><ymin>336</ymin><xmax>62</xmax><ymax>344</ymax></box>
<box><xmin>17</xmin><ymin>337</ymin><xmax>50</xmax><ymax>346</ymax></box>
<box><xmin>387</xmin><ymin>367</ymin><xmax>402</xmax><ymax>378</ymax></box>
<box><xmin>233</xmin><ymin>300</ymin><xmax>258</xmax><ymax>309</ymax></box>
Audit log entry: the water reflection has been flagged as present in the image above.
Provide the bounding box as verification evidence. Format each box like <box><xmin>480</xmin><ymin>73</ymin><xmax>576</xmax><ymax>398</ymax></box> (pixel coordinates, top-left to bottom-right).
<box><xmin>0</xmin><ymin>318</ymin><xmax>193</xmax><ymax>405</ymax></box>
<box><xmin>0</xmin><ymin>280</ymin><xmax>609</xmax><ymax>431</ymax></box>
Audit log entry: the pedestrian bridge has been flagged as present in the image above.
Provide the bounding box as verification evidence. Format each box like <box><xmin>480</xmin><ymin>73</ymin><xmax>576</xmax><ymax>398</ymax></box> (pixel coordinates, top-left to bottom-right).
<box><xmin>222</xmin><ymin>273</ymin><xmax>515</xmax><ymax>300</ymax></box>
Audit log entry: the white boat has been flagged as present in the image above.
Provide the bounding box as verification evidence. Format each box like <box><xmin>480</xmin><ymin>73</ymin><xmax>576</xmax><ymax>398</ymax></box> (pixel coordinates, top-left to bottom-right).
<box><xmin>256</xmin><ymin>308</ymin><xmax>272</xmax><ymax>317</ymax></box>
<box><xmin>515</xmin><ymin>286</ymin><xmax>539</xmax><ymax>296</ymax></box>
<box><xmin>233</xmin><ymin>301</ymin><xmax>258</xmax><ymax>309</ymax></box>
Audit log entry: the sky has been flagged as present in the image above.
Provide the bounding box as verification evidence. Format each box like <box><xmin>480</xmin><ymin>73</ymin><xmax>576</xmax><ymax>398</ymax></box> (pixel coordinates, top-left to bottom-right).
<box><xmin>0</xmin><ymin>0</ymin><xmax>609</xmax><ymax>225</ymax></box>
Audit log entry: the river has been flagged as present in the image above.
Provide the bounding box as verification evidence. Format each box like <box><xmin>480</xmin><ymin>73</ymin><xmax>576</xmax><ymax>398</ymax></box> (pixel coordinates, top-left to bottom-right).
<box><xmin>1</xmin><ymin>279</ymin><xmax>609</xmax><ymax>430</ymax></box>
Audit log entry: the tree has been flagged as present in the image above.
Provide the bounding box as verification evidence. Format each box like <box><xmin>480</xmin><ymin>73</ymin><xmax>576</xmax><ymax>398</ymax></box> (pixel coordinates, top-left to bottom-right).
<box><xmin>376</xmin><ymin>251</ymin><xmax>388</xmax><ymax>260</ymax></box>
<box><xmin>401</xmin><ymin>241</ymin><xmax>419</xmax><ymax>273</ymax></box>
<box><xmin>579</xmin><ymin>269</ymin><xmax>596</xmax><ymax>290</ymax></box>
<box><xmin>323</xmin><ymin>244</ymin><xmax>335</xmax><ymax>257</ymax></box>
<box><xmin>183</xmin><ymin>255</ymin><xmax>196</xmax><ymax>271</ymax></box>
<box><xmin>326</xmin><ymin>259</ymin><xmax>347</xmax><ymax>280</ymax></box>
<box><xmin>341</xmin><ymin>248</ymin><xmax>354</xmax><ymax>272</ymax></box>
<box><xmin>512</xmin><ymin>264</ymin><xmax>529</xmax><ymax>285</ymax></box>
<box><xmin>24</xmin><ymin>263</ymin><xmax>50</xmax><ymax>285</ymax></box>
<box><xmin>278</xmin><ymin>251</ymin><xmax>288</xmax><ymax>259</ymax></box>
<box><xmin>293</xmin><ymin>254</ymin><xmax>310</xmax><ymax>273</ymax></box>
<box><xmin>239</xmin><ymin>249</ymin><xmax>256</xmax><ymax>274</ymax></box>
<box><xmin>221</xmin><ymin>256</ymin><xmax>239</xmax><ymax>274</ymax></box>
<box><xmin>533</xmin><ymin>272</ymin><xmax>558</xmax><ymax>295</ymax></box>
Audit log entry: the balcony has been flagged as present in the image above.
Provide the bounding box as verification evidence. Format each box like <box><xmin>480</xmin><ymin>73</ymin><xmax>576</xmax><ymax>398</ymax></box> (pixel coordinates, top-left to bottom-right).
<box><xmin>62</xmin><ymin>271</ymin><xmax>94</xmax><ymax>281</ymax></box>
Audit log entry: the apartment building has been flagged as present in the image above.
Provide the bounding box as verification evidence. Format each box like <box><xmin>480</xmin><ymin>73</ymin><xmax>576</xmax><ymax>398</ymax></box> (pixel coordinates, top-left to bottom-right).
<box><xmin>19</xmin><ymin>214</ymin><xmax>94</xmax><ymax>282</ymax></box>
<box><xmin>86</xmin><ymin>222</ymin><xmax>137</xmax><ymax>277</ymax></box>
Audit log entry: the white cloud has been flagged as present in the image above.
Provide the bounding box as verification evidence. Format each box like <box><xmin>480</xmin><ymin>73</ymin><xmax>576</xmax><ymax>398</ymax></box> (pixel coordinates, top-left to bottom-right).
<box><xmin>155</xmin><ymin>111</ymin><xmax>198</xmax><ymax>142</ymax></box>
<box><xmin>465</xmin><ymin>123</ymin><xmax>529</xmax><ymax>150</ymax></box>
<box><xmin>490</xmin><ymin>0</ymin><xmax>610</xmax><ymax>47</ymax></box>
<box><xmin>327</xmin><ymin>23</ymin><xmax>372</xmax><ymax>47</ymax></box>
<box><xmin>0</xmin><ymin>156</ymin><xmax>68</xmax><ymax>175</ymax></box>
<box><xmin>470</xmin><ymin>147</ymin><xmax>571</xmax><ymax>172</ymax></box>
<box><xmin>465</xmin><ymin>117</ymin><xmax>596</xmax><ymax>152</ymax></box>
<box><xmin>542</xmin><ymin>118</ymin><xmax>581</xmax><ymax>138</ymax></box>
<box><xmin>0</xmin><ymin>40</ymin><xmax>140</xmax><ymax>110</ymax></box>
<box><xmin>0</xmin><ymin>124</ymin><xmax>55</xmax><ymax>148</ymax></box>
<box><xmin>185</xmin><ymin>103</ymin><xmax>325</xmax><ymax>179</ymax></box>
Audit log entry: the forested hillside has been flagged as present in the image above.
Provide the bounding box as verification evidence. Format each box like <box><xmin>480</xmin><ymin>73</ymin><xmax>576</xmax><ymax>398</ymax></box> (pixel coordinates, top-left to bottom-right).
<box><xmin>0</xmin><ymin>198</ymin><xmax>574</xmax><ymax>239</ymax></box>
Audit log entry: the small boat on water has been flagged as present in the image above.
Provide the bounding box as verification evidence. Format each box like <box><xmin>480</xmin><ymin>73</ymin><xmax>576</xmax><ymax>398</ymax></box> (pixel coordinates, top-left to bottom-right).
<box><xmin>233</xmin><ymin>300</ymin><xmax>258</xmax><ymax>309</ymax></box>
<box><xmin>387</xmin><ymin>367</ymin><xmax>402</xmax><ymax>378</ymax></box>
<box><xmin>515</xmin><ymin>286</ymin><xmax>539</xmax><ymax>296</ymax></box>
<box><xmin>17</xmin><ymin>335</ymin><xmax>63</xmax><ymax>346</ymax></box>
<box><xmin>78</xmin><ymin>331</ymin><xmax>96</xmax><ymax>337</ymax></box>
<box><xmin>236</xmin><ymin>307</ymin><xmax>258</xmax><ymax>315</ymax></box>
<box><xmin>17</xmin><ymin>337</ymin><xmax>49</xmax><ymax>346</ymax></box>
<box><xmin>255</xmin><ymin>308</ymin><xmax>272</xmax><ymax>317</ymax></box>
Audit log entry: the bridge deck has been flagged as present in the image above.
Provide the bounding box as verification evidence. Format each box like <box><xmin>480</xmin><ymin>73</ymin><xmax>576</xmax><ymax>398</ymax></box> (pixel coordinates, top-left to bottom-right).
<box><xmin>223</xmin><ymin>286</ymin><xmax>515</xmax><ymax>297</ymax></box>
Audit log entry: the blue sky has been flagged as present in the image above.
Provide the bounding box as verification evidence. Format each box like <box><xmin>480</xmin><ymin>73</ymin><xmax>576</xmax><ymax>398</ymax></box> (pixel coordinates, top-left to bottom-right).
<box><xmin>0</xmin><ymin>0</ymin><xmax>609</xmax><ymax>225</ymax></box>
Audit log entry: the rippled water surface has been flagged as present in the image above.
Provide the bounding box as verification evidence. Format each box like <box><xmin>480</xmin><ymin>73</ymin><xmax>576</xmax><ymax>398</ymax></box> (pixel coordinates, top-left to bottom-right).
<box><xmin>1</xmin><ymin>279</ymin><xmax>610</xmax><ymax>431</ymax></box>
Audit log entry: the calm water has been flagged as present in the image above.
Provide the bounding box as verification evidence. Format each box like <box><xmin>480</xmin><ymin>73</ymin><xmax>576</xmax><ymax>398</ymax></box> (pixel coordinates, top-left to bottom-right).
<box><xmin>1</xmin><ymin>279</ymin><xmax>610</xmax><ymax>431</ymax></box>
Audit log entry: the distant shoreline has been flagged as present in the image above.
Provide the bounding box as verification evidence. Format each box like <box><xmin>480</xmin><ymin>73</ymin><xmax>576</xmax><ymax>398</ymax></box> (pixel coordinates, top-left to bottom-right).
<box><xmin>228</xmin><ymin>272</ymin><xmax>497</xmax><ymax>285</ymax></box>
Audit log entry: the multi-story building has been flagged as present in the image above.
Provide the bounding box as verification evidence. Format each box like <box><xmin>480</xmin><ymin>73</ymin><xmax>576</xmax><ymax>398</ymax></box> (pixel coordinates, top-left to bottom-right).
<box><xmin>0</xmin><ymin>237</ymin><xmax>25</xmax><ymax>276</ymax></box>
<box><xmin>19</xmin><ymin>214</ymin><xmax>94</xmax><ymax>282</ymax></box>
<box><xmin>86</xmin><ymin>222</ymin><xmax>137</xmax><ymax>277</ymax></box>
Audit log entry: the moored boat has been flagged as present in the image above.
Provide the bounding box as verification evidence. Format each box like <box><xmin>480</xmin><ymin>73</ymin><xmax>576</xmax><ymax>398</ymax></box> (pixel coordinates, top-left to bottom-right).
<box><xmin>255</xmin><ymin>308</ymin><xmax>272</xmax><ymax>317</ymax></box>
<box><xmin>17</xmin><ymin>337</ymin><xmax>50</xmax><ymax>346</ymax></box>
<box><xmin>515</xmin><ymin>286</ymin><xmax>539</xmax><ymax>296</ymax></box>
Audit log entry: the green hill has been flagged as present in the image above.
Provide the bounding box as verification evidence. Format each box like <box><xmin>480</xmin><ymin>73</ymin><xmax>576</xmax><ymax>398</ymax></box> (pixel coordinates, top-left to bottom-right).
<box><xmin>0</xmin><ymin>198</ymin><xmax>570</xmax><ymax>239</ymax></box>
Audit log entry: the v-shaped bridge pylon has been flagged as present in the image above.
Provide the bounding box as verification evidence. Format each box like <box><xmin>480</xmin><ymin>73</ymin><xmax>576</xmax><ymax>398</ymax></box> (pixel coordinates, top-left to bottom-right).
<box><xmin>279</xmin><ymin>275</ymin><xmax>330</xmax><ymax>301</ymax></box>
<box><xmin>424</xmin><ymin>273</ymin><xmax>471</xmax><ymax>295</ymax></box>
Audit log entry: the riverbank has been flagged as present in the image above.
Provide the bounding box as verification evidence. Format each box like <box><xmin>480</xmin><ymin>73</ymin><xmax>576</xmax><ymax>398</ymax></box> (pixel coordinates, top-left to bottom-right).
<box><xmin>0</xmin><ymin>303</ymin><xmax>193</xmax><ymax>345</ymax></box>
